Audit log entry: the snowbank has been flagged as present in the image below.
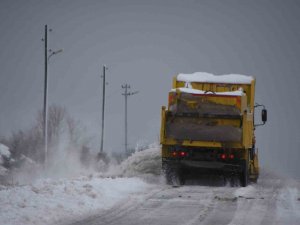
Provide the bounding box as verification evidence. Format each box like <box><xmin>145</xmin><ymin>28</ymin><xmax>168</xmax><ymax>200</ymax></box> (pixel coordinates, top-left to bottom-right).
<box><xmin>0</xmin><ymin>176</ymin><xmax>151</xmax><ymax>225</ymax></box>
<box><xmin>107</xmin><ymin>147</ymin><xmax>161</xmax><ymax>178</ymax></box>
<box><xmin>0</xmin><ymin>143</ymin><xmax>10</xmax><ymax>158</ymax></box>
<box><xmin>0</xmin><ymin>143</ymin><xmax>11</xmax><ymax>176</ymax></box>
<box><xmin>0</xmin><ymin>147</ymin><xmax>162</xmax><ymax>225</ymax></box>
<box><xmin>177</xmin><ymin>72</ymin><xmax>254</xmax><ymax>84</ymax></box>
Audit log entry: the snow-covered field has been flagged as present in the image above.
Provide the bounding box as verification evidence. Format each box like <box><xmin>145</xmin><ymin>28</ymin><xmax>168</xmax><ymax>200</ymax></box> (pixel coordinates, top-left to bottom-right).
<box><xmin>1</xmin><ymin>147</ymin><xmax>300</xmax><ymax>225</ymax></box>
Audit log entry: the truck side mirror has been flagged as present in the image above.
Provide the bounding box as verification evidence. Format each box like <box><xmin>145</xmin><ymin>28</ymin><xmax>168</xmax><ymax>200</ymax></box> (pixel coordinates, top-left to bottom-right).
<box><xmin>262</xmin><ymin>109</ymin><xmax>267</xmax><ymax>123</ymax></box>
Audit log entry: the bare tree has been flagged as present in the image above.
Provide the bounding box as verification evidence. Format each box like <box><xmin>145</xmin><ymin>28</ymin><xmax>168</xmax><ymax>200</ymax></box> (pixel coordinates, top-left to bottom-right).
<box><xmin>4</xmin><ymin>104</ymin><xmax>90</xmax><ymax>166</ymax></box>
<box><xmin>47</xmin><ymin>105</ymin><xmax>66</xmax><ymax>144</ymax></box>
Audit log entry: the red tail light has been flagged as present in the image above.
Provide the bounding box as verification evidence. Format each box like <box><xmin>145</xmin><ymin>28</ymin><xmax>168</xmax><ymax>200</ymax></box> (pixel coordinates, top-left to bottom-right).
<box><xmin>180</xmin><ymin>151</ymin><xmax>186</xmax><ymax>157</ymax></box>
<box><xmin>229</xmin><ymin>154</ymin><xmax>234</xmax><ymax>159</ymax></box>
<box><xmin>171</xmin><ymin>151</ymin><xmax>187</xmax><ymax>157</ymax></box>
<box><xmin>221</xmin><ymin>154</ymin><xmax>226</xmax><ymax>160</ymax></box>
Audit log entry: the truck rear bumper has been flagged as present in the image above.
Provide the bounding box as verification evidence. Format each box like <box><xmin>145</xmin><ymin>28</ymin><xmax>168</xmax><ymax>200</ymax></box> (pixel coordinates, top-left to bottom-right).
<box><xmin>163</xmin><ymin>159</ymin><xmax>242</xmax><ymax>173</ymax></box>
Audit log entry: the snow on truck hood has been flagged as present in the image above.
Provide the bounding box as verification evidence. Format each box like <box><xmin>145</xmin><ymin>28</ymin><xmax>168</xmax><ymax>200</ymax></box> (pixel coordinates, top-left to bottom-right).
<box><xmin>177</xmin><ymin>72</ymin><xmax>254</xmax><ymax>84</ymax></box>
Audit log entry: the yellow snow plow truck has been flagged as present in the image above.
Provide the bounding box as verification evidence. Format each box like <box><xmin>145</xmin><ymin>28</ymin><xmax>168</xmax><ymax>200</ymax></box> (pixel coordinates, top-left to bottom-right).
<box><xmin>160</xmin><ymin>72</ymin><xmax>267</xmax><ymax>186</ymax></box>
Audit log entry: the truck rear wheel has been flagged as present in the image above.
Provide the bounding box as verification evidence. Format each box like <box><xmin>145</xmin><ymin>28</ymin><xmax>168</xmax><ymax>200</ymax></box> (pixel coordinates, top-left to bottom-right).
<box><xmin>163</xmin><ymin>161</ymin><xmax>185</xmax><ymax>186</ymax></box>
<box><xmin>240</xmin><ymin>160</ymin><xmax>249</xmax><ymax>187</ymax></box>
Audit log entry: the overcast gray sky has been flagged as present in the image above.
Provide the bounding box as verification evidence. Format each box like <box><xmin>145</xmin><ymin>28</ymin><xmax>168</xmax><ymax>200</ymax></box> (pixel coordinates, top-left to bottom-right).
<box><xmin>0</xmin><ymin>0</ymin><xmax>300</xmax><ymax>179</ymax></box>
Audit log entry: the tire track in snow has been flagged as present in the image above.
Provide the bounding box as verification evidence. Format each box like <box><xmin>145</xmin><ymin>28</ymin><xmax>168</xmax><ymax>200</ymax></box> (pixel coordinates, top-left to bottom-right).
<box><xmin>274</xmin><ymin>183</ymin><xmax>300</xmax><ymax>225</ymax></box>
<box><xmin>67</xmin><ymin>185</ymin><xmax>217</xmax><ymax>225</ymax></box>
<box><xmin>66</xmin><ymin>178</ymin><xmax>300</xmax><ymax>225</ymax></box>
<box><xmin>67</xmin><ymin>186</ymin><xmax>167</xmax><ymax>225</ymax></box>
<box><xmin>200</xmin><ymin>187</ymin><xmax>238</xmax><ymax>225</ymax></box>
<box><xmin>227</xmin><ymin>178</ymin><xmax>283</xmax><ymax>225</ymax></box>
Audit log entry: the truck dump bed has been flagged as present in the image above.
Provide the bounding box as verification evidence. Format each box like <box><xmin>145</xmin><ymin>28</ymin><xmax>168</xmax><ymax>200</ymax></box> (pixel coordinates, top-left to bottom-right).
<box><xmin>163</xmin><ymin>72</ymin><xmax>255</xmax><ymax>148</ymax></box>
<box><xmin>166</xmin><ymin>82</ymin><xmax>248</xmax><ymax>142</ymax></box>
<box><xmin>161</xmin><ymin>72</ymin><xmax>265</xmax><ymax>187</ymax></box>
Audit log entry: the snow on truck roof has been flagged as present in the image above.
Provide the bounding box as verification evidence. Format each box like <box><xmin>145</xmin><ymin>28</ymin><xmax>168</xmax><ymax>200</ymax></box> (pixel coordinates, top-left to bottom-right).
<box><xmin>171</xmin><ymin>88</ymin><xmax>245</xmax><ymax>96</ymax></box>
<box><xmin>177</xmin><ymin>72</ymin><xmax>254</xmax><ymax>84</ymax></box>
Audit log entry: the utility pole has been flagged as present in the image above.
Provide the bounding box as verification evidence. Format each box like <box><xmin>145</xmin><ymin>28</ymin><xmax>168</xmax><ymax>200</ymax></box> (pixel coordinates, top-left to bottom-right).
<box><xmin>121</xmin><ymin>84</ymin><xmax>138</xmax><ymax>155</ymax></box>
<box><xmin>100</xmin><ymin>65</ymin><xmax>107</xmax><ymax>153</ymax></box>
<box><xmin>42</xmin><ymin>25</ymin><xmax>63</xmax><ymax>167</ymax></box>
<box><xmin>43</xmin><ymin>25</ymin><xmax>48</xmax><ymax>166</ymax></box>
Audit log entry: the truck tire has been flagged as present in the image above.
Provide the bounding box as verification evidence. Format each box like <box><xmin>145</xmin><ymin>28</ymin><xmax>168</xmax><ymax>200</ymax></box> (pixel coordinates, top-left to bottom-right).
<box><xmin>163</xmin><ymin>161</ymin><xmax>184</xmax><ymax>186</ymax></box>
<box><xmin>240</xmin><ymin>160</ymin><xmax>249</xmax><ymax>187</ymax></box>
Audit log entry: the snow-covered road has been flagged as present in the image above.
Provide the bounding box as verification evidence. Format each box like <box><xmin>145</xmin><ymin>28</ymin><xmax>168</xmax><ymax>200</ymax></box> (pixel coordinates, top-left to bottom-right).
<box><xmin>67</xmin><ymin>175</ymin><xmax>300</xmax><ymax>225</ymax></box>
<box><xmin>1</xmin><ymin>147</ymin><xmax>300</xmax><ymax>225</ymax></box>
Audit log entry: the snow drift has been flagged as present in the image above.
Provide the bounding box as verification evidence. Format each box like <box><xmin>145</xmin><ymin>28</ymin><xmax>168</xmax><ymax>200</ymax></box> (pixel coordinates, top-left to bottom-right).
<box><xmin>106</xmin><ymin>147</ymin><xmax>161</xmax><ymax>182</ymax></box>
<box><xmin>117</xmin><ymin>147</ymin><xmax>161</xmax><ymax>176</ymax></box>
<box><xmin>0</xmin><ymin>143</ymin><xmax>11</xmax><ymax>176</ymax></box>
<box><xmin>0</xmin><ymin>176</ymin><xmax>151</xmax><ymax>225</ymax></box>
<box><xmin>0</xmin><ymin>147</ymin><xmax>162</xmax><ymax>225</ymax></box>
